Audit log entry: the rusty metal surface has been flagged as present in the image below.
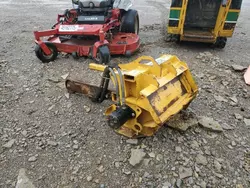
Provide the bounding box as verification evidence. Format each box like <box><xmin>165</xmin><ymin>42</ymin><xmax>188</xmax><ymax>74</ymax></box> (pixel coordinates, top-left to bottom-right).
<box><xmin>147</xmin><ymin>75</ymin><xmax>187</xmax><ymax>116</ymax></box>
<box><xmin>66</xmin><ymin>79</ymin><xmax>99</xmax><ymax>97</ymax></box>
<box><xmin>66</xmin><ymin>78</ymin><xmax>114</xmax><ymax>100</ymax></box>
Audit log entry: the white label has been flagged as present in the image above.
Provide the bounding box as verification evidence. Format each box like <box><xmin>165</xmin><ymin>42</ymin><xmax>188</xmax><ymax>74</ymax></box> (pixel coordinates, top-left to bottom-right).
<box><xmin>59</xmin><ymin>25</ymin><xmax>82</xmax><ymax>32</ymax></box>
<box><xmin>145</xmin><ymin>55</ymin><xmax>172</xmax><ymax>66</ymax></box>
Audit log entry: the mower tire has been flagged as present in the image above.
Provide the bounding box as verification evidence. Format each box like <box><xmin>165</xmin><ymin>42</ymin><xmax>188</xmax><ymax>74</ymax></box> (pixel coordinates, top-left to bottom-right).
<box><xmin>165</xmin><ymin>33</ymin><xmax>180</xmax><ymax>42</ymax></box>
<box><xmin>120</xmin><ymin>9</ymin><xmax>139</xmax><ymax>34</ymax></box>
<box><xmin>95</xmin><ymin>45</ymin><xmax>111</xmax><ymax>64</ymax></box>
<box><xmin>72</xmin><ymin>52</ymin><xmax>79</xmax><ymax>59</ymax></box>
<box><xmin>213</xmin><ymin>37</ymin><xmax>227</xmax><ymax>49</ymax></box>
<box><xmin>35</xmin><ymin>42</ymin><xmax>58</xmax><ymax>63</ymax></box>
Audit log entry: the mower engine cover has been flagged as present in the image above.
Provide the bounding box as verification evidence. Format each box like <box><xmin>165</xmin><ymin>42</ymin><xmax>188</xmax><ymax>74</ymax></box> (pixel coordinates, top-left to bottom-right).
<box><xmin>113</xmin><ymin>0</ymin><xmax>133</xmax><ymax>11</ymax></box>
<box><xmin>78</xmin><ymin>0</ymin><xmax>113</xmax><ymax>8</ymax></box>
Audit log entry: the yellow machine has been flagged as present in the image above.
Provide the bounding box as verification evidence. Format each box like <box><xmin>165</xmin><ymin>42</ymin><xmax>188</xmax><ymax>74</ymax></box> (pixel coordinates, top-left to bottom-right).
<box><xmin>166</xmin><ymin>0</ymin><xmax>242</xmax><ymax>48</ymax></box>
<box><xmin>66</xmin><ymin>55</ymin><xmax>198</xmax><ymax>138</ymax></box>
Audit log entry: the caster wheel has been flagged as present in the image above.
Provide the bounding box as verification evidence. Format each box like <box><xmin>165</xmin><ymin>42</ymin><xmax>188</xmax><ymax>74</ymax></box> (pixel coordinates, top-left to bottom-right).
<box><xmin>125</xmin><ymin>50</ymin><xmax>132</xmax><ymax>57</ymax></box>
<box><xmin>72</xmin><ymin>52</ymin><xmax>79</xmax><ymax>59</ymax></box>
<box><xmin>95</xmin><ymin>46</ymin><xmax>111</xmax><ymax>64</ymax></box>
<box><xmin>35</xmin><ymin>42</ymin><xmax>58</xmax><ymax>63</ymax></box>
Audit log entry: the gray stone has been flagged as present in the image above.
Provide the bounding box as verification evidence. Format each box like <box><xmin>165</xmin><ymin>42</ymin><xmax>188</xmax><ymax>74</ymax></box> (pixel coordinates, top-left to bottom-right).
<box><xmin>48</xmin><ymin>77</ymin><xmax>60</xmax><ymax>83</ymax></box>
<box><xmin>3</xmin><ymin>139</ymin><xmax>15</xmax><ymax>148</ymax></box>
<box><xmin>236</xmin><ymin>184</ymin><xmax>244</xmax><ymax>188</ymax></box>
<box><xmin>61</xmin><ymin>73</ymin><xmax>69</xmax><ymax>80</ymax></box>
<box><xmin>143</xmin><ymin>159</ymin><xmax>150</xmax><ymax>166</ymax></box>
<box><xmin>190</xmin><ymin>140</ymin><xmax>199</xmax><ymax>149</ymax></box>
<box><xmin>15</xmin><ymin>168</ymin><xmax>35</xmax><ymax>188</ymax></box>
<box><xmin>175</xmin><ymin>146</ymin><xmax>182</xmax><ymax>153</ymax></box>
<box><xmin>176</xmin><ymin>179</ymin><xmax>182</xmax><ymax>187</ymax></box>
<box><xmin>167</xmin><ymin>114</ymin><xmax>198</xmax><ymax>131</ymax></box>
<box><xmin>187</xmin><ymin>177</ymin><xmax>194</xmax><ymax>184</ymax></box>
<box><xmin>198</xmin><ymin>117</ymin><xmax>223</xmax><ymax>132</ymax></box>
<box><xmin>73</xmin><ymin>144</ymin><xmax>79</xmax><ymax>150</ymax></box>
<box><xmin>230</xmin><ymin>96</ymin><xmax>238</xmax><ymax>103</ymax></box>
<box><xmin>114</xmin><ymin>161</ymin><xmax>120</xmax><ymax>168</ymax></box>
<box><xmin>28</xmin><ymin>156</ymin><xmax>37</xmax><ymax>162</ymax></box>
<box><xmin>221</xmin><ymin>123</ymin><xmax>235</xmax><ymax>130</ymax></box>
<box><xmin>214</xmin><ymin>160</ymin><xmax>222</xmax><ymax>171</ymax></box>
<box><xmin>36</xmin><ymin>133</ymin><xmax>43</xmax><ymax>137</ymax></box>
<box><xmin>148</xmin><ymin>152</ymin><xmax>155</xmax><ymax>158</ymax></box>
<box><xmin>156</xmin><ymin>154</ymin><xmax>163</xmax><ymax>161</ymax></box>
<box><xmin>21</xmin><ymin>130</ymin><xmax>28</xmax><ymax>137</ymax></box>
<box><xmin>214</xmin><ymin>95</ymin><xmax>228</xmax><ymax>102</ymax></box>
<box><xmin>94</xmin><ymin>179</ymin><xmax>100</xmax><ymax>184</ymax></box>
<box><xmin>129</xmin><ymin>149</ymin><xmax>146</xmax><ymax>166</ymax></box>
<box><xmin>0</xmin><ymin>60</ymin><xmax>8</xmax><ymax>64</ymax></box>
<box><xmin>194</xmin><ymin>171</ymin><xmax>199</xmax><ymax>178</ymax></box>
<box><xmin>202</xmin><ymin>138</ymin><xmax>208</xmax><ymax>144</ymax></box>
<box><xmin>234</xmin><ymin>113</ymin><xmax>243</xmax><ymax>120</ymax></box>
<box><xmin>143</xmin><ymin>172</ymin><xmax>150</xmax><ymax>178</ymax></box>
<box><xmin>222</xmin><ymin>81</ymin><xmax>229</xmax><ymax>86</ymax></box>
<box><xmin>84</xmin><ymin>106</ymin><xmax>91</xmax><ymax>113</ymax></box>
<box><xmin>64</xmin><ymin>93</ymin><xmax>70</xmax><ymax>99</ymax></box>
<box><xmin>126</xmin><ymin>139</ymin><xmax>138</xmax><ymax>145</ymax></box>
<box><xmin>179</xmin><ymin>167</ymin><xmax>193</xmax><ymax>179</ymax></box>
<box><xmin>231</xmin><ymin>64</ymin><xmax>247</xmax><ymax>72</ymax></box>
<box><xmin>48</xmin><ymin>105</ymin><xmax>55</xmax><ymax>111</ymax></box>
<box><xmin>173</xmin><ymin>172</ymin><xmax>179</xmax><ymax>177</ymax></box>
<box><xmin>231</xmin><ymin>141</ymin><xmax>236</xmax><ymax>146</ymax></box>
<box><xmin>162</xmin><ymin>182</ymin><xmax>171</xmax><ymax>188</ymax></box>
<box><xmin>97</xmin><ymin>165</ymin><xmax>105</xmax><ymax>173</ymax></box>
<box><xmin>214</xmin><ymin>172</ymin><xmax>223</xmax><ymax>179</ymax></box>
<box><xmin>47</xmin><ymin>140</ymin><xmax>58</xmax><ymax>146</ymax></box>
<box><xmin>244</xmin><ymin>118</ymin><xmax>250</xmax><ymax>127</ymax></box>
<box><xmin>99</xmin><ymin>184</ymin><xmax>105</xmax><ymax>188</ymax></box>
<box><xmin>123</xmin><ymin>169</ymin><xmax>131</xmax><ymax>175</ymax></box>
<box><xmin>86</xmin><ymin>176</ymin><xmax>93</xmax><ymax>182</ymax></box>
<box><xmin>196</xmin><ymin>154</ymin><xmax>207</xmax><ymax>165</ymax></box>
<box><xmin>200</xmin><ymin>181</ymin><xmax>207</xmax><ymax>188</ymax></box>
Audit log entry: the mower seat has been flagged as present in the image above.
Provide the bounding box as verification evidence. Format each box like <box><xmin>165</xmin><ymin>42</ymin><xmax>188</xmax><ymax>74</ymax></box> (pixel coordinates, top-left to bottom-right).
<box><xmin>79</xmin><ymin>0</ymin><xmax>113</xmax><ymax>8</ymax></box>
<box><xmin>76</xmin><ymin>0</ymin><xmax>114</xmax><ymax>24</ymax></box>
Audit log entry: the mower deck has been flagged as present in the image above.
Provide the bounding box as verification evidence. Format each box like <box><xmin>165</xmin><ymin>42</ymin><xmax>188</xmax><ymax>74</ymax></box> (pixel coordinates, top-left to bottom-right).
<box><xmin>46</xmin><ymin>32</ymin><xmax>140</xmax><ymax>56</ymax></box>
<box><xmin>34</xmin><ymin>7</ymin><xmax>140</xmax><ymax>64</ymax></box>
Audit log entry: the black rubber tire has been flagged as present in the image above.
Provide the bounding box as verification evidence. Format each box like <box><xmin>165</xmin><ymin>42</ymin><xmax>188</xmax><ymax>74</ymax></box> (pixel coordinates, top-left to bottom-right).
<box><xmin>165</xmin><ymin>33</ymin><xmax>180</xmax><ymax>42</ymax></box>
<box><xmin>215</xmin><ymin>37</ymin><xmax>227</xmax><ymax>49</ymax></box>
<box><xmin>120</xmin><ymin>9</ymin><xmax>139</xmax><ymax>34</ymax></box>
<box><xmin>217</xmin><ymin>37</ymin><xmax>227</xmax><ymax>49</ymax></box>
<box><xmin>95</xmin><ymin>45</ymin><xmax>111</xmax><ymax>64</ymax></box>
<box><xmin>165</xmin><ymin>33</ymin><xmax>173</xmax><ymax>42</ymax></box>
<box><xmin>35</xmin><ymin>42</ymin><xmax>58</xmax><ymax>63</ymax></box>
<box><xmin>72</xmin><ymin>52</ymin><xmax>79</xmax><ymax>59</ymax></box>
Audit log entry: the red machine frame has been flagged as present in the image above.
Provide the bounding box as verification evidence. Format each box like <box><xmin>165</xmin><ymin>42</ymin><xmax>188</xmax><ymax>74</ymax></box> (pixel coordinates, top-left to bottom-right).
<box><xmin>34</xmin><ymin>8</ymin><xmax>140</xmax><ymax>62</ymax></box>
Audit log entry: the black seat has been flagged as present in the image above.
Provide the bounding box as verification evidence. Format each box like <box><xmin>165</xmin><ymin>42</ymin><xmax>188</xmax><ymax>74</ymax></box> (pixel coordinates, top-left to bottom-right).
<box><xmin>79</xmin><ymin>0</ymin><xmax>113</xmax><ymax>8</ymax></box>
<box><xmin>76</xmin><ymin>0</ymin><xmax>115</xmax><ymax>24</ymax></box>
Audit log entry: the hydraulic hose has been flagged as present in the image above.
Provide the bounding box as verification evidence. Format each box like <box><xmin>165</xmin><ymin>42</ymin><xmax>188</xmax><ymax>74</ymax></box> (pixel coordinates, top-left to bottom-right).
<box><xmin>108</xmin><ymin>67</ymin><xmax>120</xmax><ymax>106</ymax></box>
<box><xmin>116</xmin><ymin>67</ymin><xmax>126</xmax><ymax>106</ymax></box>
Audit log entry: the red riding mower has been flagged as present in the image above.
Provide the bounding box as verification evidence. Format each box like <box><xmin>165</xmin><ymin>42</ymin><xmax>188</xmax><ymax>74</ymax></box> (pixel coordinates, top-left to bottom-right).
<box><xmin>34</xmin><ymin>0</ymin><xmax>140</xmax><ymax>64</ymax></box>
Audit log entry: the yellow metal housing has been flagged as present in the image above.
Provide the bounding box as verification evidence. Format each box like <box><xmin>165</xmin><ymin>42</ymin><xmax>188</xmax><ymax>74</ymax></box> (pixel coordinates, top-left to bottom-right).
<box><xmin>90</xmin><ymin>55</ymin><xmax>198</xmax><ymax>138</ymax></box>
<box><xmin>167</xmin><ymin>0</ymin><xmax>242</xmax><ymax>45</ymax></box>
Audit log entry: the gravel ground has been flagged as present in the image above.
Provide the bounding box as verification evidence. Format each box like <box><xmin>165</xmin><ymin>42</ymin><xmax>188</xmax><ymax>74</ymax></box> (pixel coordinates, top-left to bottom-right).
<box><xmin>0</xmin><ymin>0</ymin><xmax>250</xmax><ymax>188</ymax></box>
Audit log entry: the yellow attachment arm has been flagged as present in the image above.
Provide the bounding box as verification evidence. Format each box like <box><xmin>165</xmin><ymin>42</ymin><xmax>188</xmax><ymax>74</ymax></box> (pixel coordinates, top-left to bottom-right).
<box><xmin>89</xmin><ymin>63</ymin><xmax>106</xmax><ymax>72</ymax></box>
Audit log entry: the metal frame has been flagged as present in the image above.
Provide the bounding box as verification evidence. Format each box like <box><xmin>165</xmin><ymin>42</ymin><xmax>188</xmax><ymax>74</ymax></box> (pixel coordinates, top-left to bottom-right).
<box><xmin>34</xmin><ymin>8</ymin><xmax>140</xmax><ymax>60</ymax></box>
<box><xmin>167</xmin><ymin>0</ymin><xmax>242</xmax><ymax>43</ymax></box>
